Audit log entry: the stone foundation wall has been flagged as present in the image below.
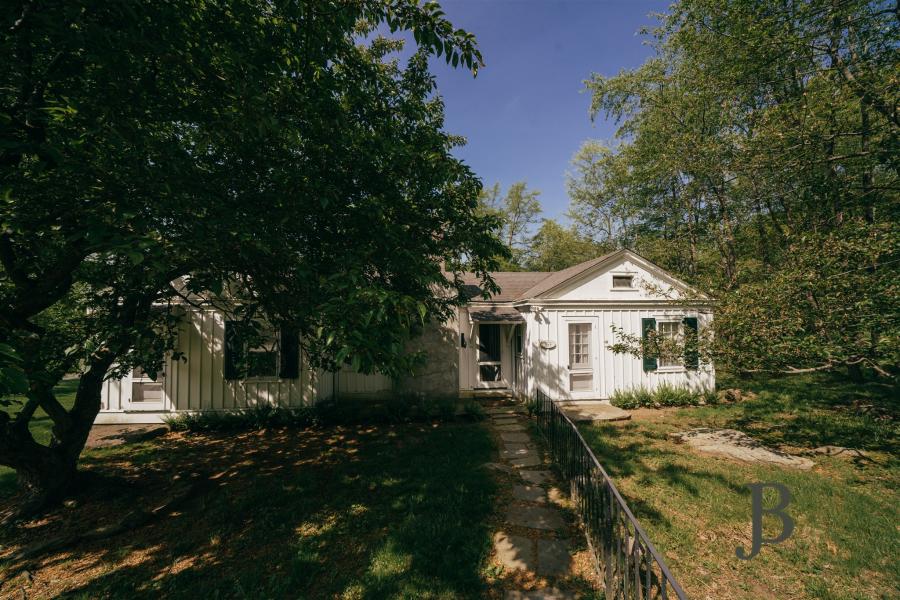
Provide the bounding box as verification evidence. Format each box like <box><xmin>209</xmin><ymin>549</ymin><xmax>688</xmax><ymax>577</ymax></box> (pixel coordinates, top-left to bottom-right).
<box><xmin>396</xmin><ymin>310</ymin><xmax>460</xmax><ymax>398</ymax></box>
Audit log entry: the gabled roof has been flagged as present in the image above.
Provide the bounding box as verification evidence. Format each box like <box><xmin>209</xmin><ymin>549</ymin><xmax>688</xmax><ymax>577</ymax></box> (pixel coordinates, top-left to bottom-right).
<box><xmin>457</xmin><ymin>249</ymin><xmax>704</xmax><ymax>304</ymax></box>
<box><xmin>459</xmin><ymin>271</ymin><xmax>552</xmax><ymax>302</ymax></box>
<box><xmin>517</xmin><ymin>251</ymin><xmax>617</xmax><ymax>299</ymax></box>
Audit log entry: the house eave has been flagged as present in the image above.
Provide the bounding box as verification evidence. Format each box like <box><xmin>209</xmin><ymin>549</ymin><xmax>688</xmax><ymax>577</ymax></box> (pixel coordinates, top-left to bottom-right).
<box><xmin>528</xmin><ymin>249</ymin><xmax>711</xmax><ymax>301</ymax></box>
<box><xmin>511</xmin><ymin>298</ymin><xmax>716</xmax><ymax>309</ymax></box>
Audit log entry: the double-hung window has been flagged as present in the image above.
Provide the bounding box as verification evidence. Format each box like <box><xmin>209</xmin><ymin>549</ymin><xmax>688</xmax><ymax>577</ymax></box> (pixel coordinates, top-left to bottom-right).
<box><xmin>224</xmin><ymin>322</ymin><xmax>300</xmax><ymax>380</ymax></box>
<box><xmin>247</xmin><ymin>330</ymin><xmax>280</xmax><ymax>378</ymax></box>
<box><xmin>657</xmin><ymin>321</ymin><xmax>682</xmax><ymax>368</ymax></box>
<box><xmin>641</xmin><ymin>317</ymin><xmax>699</xmax><ymax>372</ymax></box>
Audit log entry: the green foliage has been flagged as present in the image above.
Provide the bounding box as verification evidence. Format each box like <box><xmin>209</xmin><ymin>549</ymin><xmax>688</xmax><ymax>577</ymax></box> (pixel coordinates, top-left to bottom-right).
<box><xmin>524</xmin><ymin>395</ymin><xmax>541</xmax><ymax>416</ymax></box>
<box><xmin>579</xmin><ymin>0</ymin><xmax>899</xmax><ymax>378</ymax></box>
<box><xmin>164</xmin><ymin>405</ymin><xmax>323</xmax><ymax>432</ymax></box>
<box><xmin>566</xmin><ymin>140</ymin><xmax>637</xmax><ymax>248</ymax></box>
<box><xmin>609</xmin><ymin>383</ymin><xmax>707</xmax><ymax>409</ymax></box>
<box><xmin>525</xmin><ymin>219</ymin><xmax>607</xmax><ymax>271</ymax></box>
<box><xmin>0</xmin><ymin>0</ymin><xmax>505</xmax><ymax>502</ymax></box>
<box><xmin>165</xmin><ymin>395</ymin><xmax>476</xmax><ymax>432</ymax></box>
<box><xmin>477</xmin><ymin>181</ymin><xmax>542</xmax><ymax>269</ymax></box>
<box><xmin>462</xmin><ymin>400</ymin><xmax>485</xmax><ymax>420</ymax></box>
<box><xmin>0</xmin><ymin>344</ymin><xmax>26</xmax><ymax>401</ymax></box>
<box><xmin>714</xmin><ymin>222</ymin><xmax>900</xmax><ymax>375</ymax></box>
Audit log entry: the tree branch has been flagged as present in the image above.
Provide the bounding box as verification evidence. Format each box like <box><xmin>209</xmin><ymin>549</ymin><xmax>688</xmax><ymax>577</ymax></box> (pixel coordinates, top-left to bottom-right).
<box><xmin>29</xmin><ymin>385</ymin><xmax>72</xmax><ymax>438</ymax></box>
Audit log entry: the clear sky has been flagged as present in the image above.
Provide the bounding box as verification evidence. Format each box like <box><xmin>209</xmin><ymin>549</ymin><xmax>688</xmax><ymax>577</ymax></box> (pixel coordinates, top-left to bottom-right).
<box><xmin>420</xmin><ymin>0</ymin><xmax>670</xmax><ymax>223</ymax></box>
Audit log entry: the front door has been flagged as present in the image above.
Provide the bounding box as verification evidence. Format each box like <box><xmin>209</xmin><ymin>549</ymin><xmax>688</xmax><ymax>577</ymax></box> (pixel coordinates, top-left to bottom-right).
<box><xmin>564</xmin><ymin>318</ymin><xmax>599</xmax><ymax>398</ymax></box>
<box><xmin>477</xmin><ymin>323</ymin><xmax>505</xmax><ymax>388</ymax></box>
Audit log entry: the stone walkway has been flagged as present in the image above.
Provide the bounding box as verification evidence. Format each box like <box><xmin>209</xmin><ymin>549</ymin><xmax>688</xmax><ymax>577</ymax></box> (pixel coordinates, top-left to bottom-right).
<box><xmin>483</xmin><ymin>403</ymin><xmax>580</xmax><ymax>600</ymax></box>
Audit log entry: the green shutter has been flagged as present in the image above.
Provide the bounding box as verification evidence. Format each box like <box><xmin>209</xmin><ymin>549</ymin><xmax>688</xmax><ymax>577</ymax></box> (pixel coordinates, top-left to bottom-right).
<box><xmin>279</xmin><ymin>327</ymin><xmax>300</xmax><ymax>379</ymax></box>
<box><xmin>641</xmin><ymin>318</ymin><xmax>657</xmax><ymax>372</ymax></box>
<box><xmin>224</xmin><ymin>321</ymin><xmax>244</xmax><ymax>380</ymax></box>
<box><xmin>683</xmin><ymin>317</ymin><xmax>699</xmax><ymax>369</ymax></box>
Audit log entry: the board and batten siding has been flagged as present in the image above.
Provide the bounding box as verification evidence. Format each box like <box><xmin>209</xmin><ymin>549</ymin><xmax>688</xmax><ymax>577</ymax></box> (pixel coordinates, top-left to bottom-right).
<box><xmin>98</xmin><ymin>308</ymin><xmax>330</xmax><ymax>423</ymax></box>
<box><xmin>523</xmin><ymin>306</ymin><xmax>713</xmax><ymax>400</ymax></box>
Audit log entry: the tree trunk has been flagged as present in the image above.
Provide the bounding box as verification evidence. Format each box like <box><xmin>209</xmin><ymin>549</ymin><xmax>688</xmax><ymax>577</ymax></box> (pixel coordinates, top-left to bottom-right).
<box><xmin>0</xmin><ymin>359</ymin><xmax>111</xmax><ymax>521</ymax></box>
<box><xmin>11</xmin><ymin>450</ymin><xmax>77</xmax><ymax>519</ymax></box>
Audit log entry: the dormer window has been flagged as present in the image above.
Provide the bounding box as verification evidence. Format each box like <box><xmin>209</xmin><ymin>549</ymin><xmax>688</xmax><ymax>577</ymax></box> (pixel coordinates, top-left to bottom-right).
<box><xmin>612</xmin><ymin>275</ymin><xmax>633</xmax><ymax>289</ymax></box>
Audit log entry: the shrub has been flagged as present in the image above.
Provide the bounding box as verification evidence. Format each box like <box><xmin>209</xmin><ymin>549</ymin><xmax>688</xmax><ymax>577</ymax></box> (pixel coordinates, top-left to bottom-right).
<box><xmin>609</xmin><ymin>384</ymin><xmax>709</xmax><ymax>409</ymax></box>
<box><xmin>165</xmin><ymin>405</ymin><xmax>322</xmax><ymax>432</ymax></box>
<box><xmin>701</xmin><ymin>388</ymin><xmax>720</xmax><ymax>405</ymax></box>
<box><xmin>609</xmin><ymin>387</ymin><xmax>642</xmax><ymax>410</ymax></box>
<box><xmin>462</xmin><ymin>400</ymin><xmax>485</xmax><ymax>420</ymax></box>
<box><xmin>166</xmin><ymin>395</ymin><xmax>476</xmax><ymax>432</ymax></box>
<box><xmin>525</xmin><ymin>395</ymin><xmax>542</xmax><ymax>416</ymax></box>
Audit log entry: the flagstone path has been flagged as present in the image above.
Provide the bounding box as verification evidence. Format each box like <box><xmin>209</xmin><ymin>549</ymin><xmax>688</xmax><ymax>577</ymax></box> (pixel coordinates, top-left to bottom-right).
<box><xmin>482</xmin><ymin>403</ymin><xmax>581</xmax><ymax>600</ymax></box>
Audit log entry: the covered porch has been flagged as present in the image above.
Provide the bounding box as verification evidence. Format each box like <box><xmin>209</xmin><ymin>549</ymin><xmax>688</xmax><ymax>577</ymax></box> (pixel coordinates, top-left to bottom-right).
<box><xmin>460</xmin><ymin>306</ymin><xmax>526</xmax><ymax>398</ymax></box>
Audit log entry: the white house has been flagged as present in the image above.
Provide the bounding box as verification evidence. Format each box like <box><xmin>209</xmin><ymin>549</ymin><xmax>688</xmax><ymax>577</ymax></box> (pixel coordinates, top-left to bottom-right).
<box><xmin>97</xmin><ymin>249</ymin><xmax>713</xmax><ymax>423</ymax></box>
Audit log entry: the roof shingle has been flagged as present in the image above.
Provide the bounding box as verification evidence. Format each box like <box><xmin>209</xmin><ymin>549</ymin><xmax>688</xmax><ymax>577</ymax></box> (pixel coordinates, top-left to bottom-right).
<box><xmin>458</xmin><ymin>271</ymin><xmax>552</xmax><ymax>302</ymax></box>
<box><xmin>455</xmin><ymin>251</ymin><xmax>619</xmax><ymax>304</ymax></box>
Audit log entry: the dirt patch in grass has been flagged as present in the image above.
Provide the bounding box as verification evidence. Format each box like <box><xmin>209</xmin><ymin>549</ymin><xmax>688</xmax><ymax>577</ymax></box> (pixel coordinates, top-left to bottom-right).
<box><xmin>0</xmin><ymin>421</ymin><xmax>497</xmax><ymax>599</ymax></box>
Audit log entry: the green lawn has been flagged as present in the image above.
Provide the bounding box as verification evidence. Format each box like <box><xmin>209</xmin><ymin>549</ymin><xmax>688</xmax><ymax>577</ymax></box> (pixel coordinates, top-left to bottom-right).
<box><xmin>580</xmin><ymin>373</ymin><xmax>899</xmax><ymax>600</ymax></box>
<box><xmin>1</xmin><ymin>418</ymin><xmax>498</xmax><ymax>599</ymax></box>
<box><xmin>0</xmin><ymin>378</ymin><xmax>79</xmax><ymax>496</ymax></box>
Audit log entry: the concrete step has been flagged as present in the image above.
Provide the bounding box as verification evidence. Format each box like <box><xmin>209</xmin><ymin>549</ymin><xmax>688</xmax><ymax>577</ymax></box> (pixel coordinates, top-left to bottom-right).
<box><xmin>464</xmin><ymin>388</ymin><xmax>516</xmax><ymax>400</ymax></box>
<box><xmin>559</xmin><ymin>401</ymin><xmax>630</xmax><ymax>422</ymax></box>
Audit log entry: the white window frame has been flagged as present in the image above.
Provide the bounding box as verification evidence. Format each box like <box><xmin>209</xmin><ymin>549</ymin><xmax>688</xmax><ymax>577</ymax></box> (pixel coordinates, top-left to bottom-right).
<box><xmin>610</xmin><ymin>272</ymin><xmax>635</xmax><ymax>290</ymax></box>
<box><xmin>655</xmin><ymin>319</ymin><xmax>685</xmax><ymax>372</ymax></box>
<box><xmin>128</xmin><ymin>363</ymin><xmax>166</xmax><ymax>411</ymax></box>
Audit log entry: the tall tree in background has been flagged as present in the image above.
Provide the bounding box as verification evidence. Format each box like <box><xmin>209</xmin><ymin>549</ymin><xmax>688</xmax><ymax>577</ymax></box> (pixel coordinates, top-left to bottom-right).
<box><xmin>0</xmin><ymin>0</ymin><xmax>504</xmax><ymax>516</ymax></box>
<box><xmin>584</xmin><ymin>0</ymin><xmax>898</xmax><ymax>377</ymax></box>
<box><xmin>566</xmin><ymin>140</ymin><xmax>638</xmax><ymax>250</ymax></box>
<box><xmin>525</xmin><ymin>219</ymin><xmax>606</xmax><ymax>271</ymax></box>
<box><xmin>478</xmin><ymin>181</ymin><xmax>542</xmax><ymax>269</ymax></box>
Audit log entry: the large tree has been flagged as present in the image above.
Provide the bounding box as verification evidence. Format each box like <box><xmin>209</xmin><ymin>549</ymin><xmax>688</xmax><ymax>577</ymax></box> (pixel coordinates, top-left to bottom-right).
<box><xmin>566</xmin><ymin>140</ymin><xmax>638</xmax><ymax>250</ymax></box>
<box><xmin>0</xmin><ymin>0</ymin><xmax>504</xmax><ymax>516</ymax></box>
<box><xmin>583</xmin><ymin>0</ymin><xmax>899</xmax><ymax>378</ymax></box>
<box><xmin>478</xmin><ymin>181</ymin><xmax>542</xmax><ymax>269</ymax></box>
<box><xmin>525</xmin><ymin>219</ymin><xmax>606</xmax><ymax>271</ymax></box>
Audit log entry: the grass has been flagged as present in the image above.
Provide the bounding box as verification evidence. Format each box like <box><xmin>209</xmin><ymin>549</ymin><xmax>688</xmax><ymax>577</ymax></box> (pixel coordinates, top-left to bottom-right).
<box><xmin>0</xmin><ymin>419</ymin><xmax>498</xmax><ymax>599</ymax></box>
<box><xmin>0</xmin><ymin>378</ymin><xmax>79</xmax><ymax>496</ymax></box>
<box><xmin>579</xmin><ymin>372</ymin><xmax>899</xmax><ymax>600</ymax></box>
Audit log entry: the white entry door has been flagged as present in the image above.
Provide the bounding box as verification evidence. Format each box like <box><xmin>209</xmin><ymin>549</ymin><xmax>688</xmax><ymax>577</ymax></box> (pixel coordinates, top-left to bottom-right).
<box><xmin>126</xmin><ymin>365</ymin><xmax>166</xmax><ymax>411</ymax></box>
<box><xmin>563</xmin><ymin>318</ymin><xmax>600</xmax><ymax>398</ymax></box>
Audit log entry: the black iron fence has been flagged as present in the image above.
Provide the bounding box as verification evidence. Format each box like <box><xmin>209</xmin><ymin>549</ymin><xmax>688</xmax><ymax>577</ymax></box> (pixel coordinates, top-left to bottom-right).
<box><xmin>533</xmin><ymin>388</ymin><xmax>688</xmax><ymax>600</ymax></box>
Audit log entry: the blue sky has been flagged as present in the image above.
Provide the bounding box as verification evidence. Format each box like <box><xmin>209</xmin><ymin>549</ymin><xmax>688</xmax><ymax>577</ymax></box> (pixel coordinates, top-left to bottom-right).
<box><xmin>420</xmin><ymin>0</ymin><xmax>670</xmax><ymax>222</ymax></box>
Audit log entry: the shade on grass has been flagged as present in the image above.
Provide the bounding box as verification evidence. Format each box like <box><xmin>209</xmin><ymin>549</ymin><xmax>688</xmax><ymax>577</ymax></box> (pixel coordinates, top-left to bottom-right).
<box><xmin>0</xmin><ymin>420</ymin><xmax>497</xmax><ymax>599</ymax></box>
<box><xmin>580</xmin><ymin>373</ymin><xmax>898</xmax><ymax>600</ymax></box>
